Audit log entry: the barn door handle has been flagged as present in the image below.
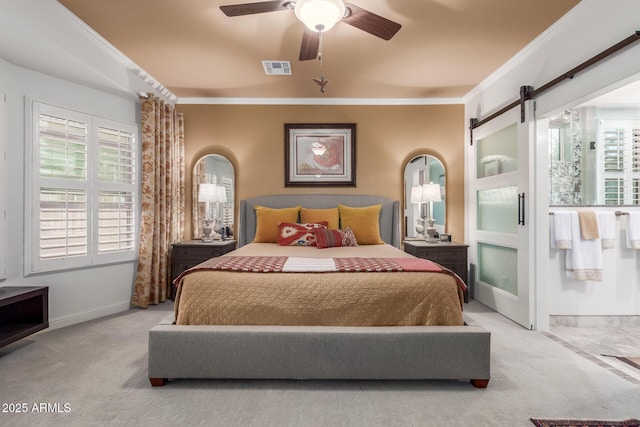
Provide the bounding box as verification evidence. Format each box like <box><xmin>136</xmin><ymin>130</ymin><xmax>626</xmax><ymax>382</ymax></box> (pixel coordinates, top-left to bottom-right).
<box><xmin>518</xmin><ymin>192</ymin><xmax>525</xmax><ymax>226</ymax></box>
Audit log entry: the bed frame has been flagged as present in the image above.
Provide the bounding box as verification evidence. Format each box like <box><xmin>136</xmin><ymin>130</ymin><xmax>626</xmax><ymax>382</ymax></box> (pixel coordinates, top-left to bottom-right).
<box><xmin>149</xmin><ymin>194</ymin><xmax>491</xmax><ymax>388</ymax></box>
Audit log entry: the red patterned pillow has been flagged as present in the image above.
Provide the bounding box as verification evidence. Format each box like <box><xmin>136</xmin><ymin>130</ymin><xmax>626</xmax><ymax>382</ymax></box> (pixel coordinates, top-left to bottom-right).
<box><xmin>277</xmin><ymin>222</ymin><xmax>328</xmax><ymax>246</ymax></box>
<box><xmin>313</xmin><ymin>227</ymin><xmax>359</xmax><ymax>249</ymax></box>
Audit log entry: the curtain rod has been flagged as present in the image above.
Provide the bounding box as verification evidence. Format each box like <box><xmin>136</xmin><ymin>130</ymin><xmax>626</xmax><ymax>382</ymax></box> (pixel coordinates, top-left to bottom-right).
<box><xmin>469</xmin><ymin>30</ymin><xmax>640</xmax><ymax>144</ymax></box>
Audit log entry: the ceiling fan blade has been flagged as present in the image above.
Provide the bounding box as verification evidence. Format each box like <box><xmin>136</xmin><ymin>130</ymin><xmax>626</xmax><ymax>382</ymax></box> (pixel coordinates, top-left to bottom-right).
<box><xmin>220</xmin><ymin>1</ymin><xmax>293</xmax><ymax>17</ymax></box>
<box><xmin>342</xmin><ymin>3</ymin><xmax>401</xmax><ymax>41</ymax></box>
<box><xmin>299</xmin><ymin>28</ymin><xmax>320</xmax><ymax>61</ymax></box>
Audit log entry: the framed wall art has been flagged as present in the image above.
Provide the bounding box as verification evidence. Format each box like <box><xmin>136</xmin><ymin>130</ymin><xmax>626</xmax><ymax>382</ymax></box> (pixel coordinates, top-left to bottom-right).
<box><xmin>284</xmin><ymin>123</ymin><xmax>356</xmax><ymax>187</ymax></box>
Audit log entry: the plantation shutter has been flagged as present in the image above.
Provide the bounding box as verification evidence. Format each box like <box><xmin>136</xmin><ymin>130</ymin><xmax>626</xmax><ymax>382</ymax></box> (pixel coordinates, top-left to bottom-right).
<box><xmin>600</xmin><ymin>121</ymin><xmax>640</xmax><ymax>206</ymax></box>
<box><xmin>38</xmin><ymin>114</ymin><xmax>89</xmax><ymax>260</ymax></box>
<box><xmin>97</xmin><ymin>126</ymin><xmax>136</xmax><ymax>254</ymax></box>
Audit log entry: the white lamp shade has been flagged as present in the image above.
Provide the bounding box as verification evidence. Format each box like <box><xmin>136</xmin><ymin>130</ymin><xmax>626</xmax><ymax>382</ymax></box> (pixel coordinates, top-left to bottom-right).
<box><xmin>410</xmin><ymin>186</ymin><xmax>424</xmax><ymax>204</ymax></box>
<box><xmin>216</xmin><ymin>186</ymin><xmax>227</xmax><ymax>203</ymax></box>
<box><xmin>411</xmin><ymin>183</ymin><xmax>442</xmax><ymax>203</ymax></box>
<box><xmin>198</xmin><ymin>183</ymin><xmax>219</xmax><ymax>203</ymax></box>
<box><xmin>421</xmin><ymin>183</ymin><xmax>442</xmax><ymax>203</ymax></box>
<box><xmin>295</xmin><ymin>0</ymin><xmax>345</xmax><ymax>32</ymax></box>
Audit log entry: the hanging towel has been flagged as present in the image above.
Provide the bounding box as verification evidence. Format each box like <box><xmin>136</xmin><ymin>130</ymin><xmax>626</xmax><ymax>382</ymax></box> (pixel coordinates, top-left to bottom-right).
<box><xmin>566</xmin><ymin>212</ymin><xmax>602</xmax><ymax>281</ymax></box>
<box><xmin>551</xmin><ymin>212</ymin><xmax>572</xmax><ymax>249</ymax></box>
<box><xmin>626</xmin><ymin>212</ymin><xmax>640</xmax><ymax>249</ymax></box>
<box><xmin>597</xmin><ymin>211</ymin><xmax>616</xmax><ymax>249</ymax></box>
<box><xmin>578</xmin><ymin>210</ymin><xmax>599</xmax><ymax>240</ymax></box>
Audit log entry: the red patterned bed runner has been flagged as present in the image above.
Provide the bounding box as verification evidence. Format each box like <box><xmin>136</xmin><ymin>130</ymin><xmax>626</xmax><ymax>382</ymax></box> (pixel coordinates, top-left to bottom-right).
<box><xmin>175</xmin><ymin>256</ymin><xmax>467</xmax><ymax>291</ymax></box>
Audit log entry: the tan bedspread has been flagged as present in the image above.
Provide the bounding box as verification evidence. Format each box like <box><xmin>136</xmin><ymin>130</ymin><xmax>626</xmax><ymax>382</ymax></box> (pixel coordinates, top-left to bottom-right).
<box><xmin>174</xmin><ymin>243</ymin><xmax>464</xmax><ymax>327</ymax></box>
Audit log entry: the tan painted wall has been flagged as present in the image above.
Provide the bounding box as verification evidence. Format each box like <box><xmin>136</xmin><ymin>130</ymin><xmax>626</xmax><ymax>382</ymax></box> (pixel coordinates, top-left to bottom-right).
<box><xmin>177</xmin><ymin>104</ymin><xmax>465</xmax><ymax>242</ymax></box>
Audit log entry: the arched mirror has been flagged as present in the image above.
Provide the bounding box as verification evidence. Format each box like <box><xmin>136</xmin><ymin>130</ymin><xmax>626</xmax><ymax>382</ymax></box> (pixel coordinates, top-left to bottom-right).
<box><xmin>192</xmin><ymin>154</ymin><xmax>235</xmax><ymax>240</ymax></box>
<box><xmin>404</xmin><ymin>154</ymin><xmax>446</xmax><ymax>240</ymax></box>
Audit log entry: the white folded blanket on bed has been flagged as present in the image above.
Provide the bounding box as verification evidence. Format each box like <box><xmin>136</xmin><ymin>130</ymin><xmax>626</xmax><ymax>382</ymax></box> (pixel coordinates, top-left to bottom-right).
<box><xmin>283</xmin><ymin>257</ymin><xmax>337</xmax><ymax>272</ymax></box>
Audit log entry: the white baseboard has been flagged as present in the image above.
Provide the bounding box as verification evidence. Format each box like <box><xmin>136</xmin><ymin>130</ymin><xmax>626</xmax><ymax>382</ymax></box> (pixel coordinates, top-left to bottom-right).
<box><xmin>550</xmin><ymin>315</ymin><xmax>640</xmax><ymax>328</ymax></box>
<box><xmin>49</xmin><ymin>301</ymin><xmax>131</xmax><ymax>330</ymax></box>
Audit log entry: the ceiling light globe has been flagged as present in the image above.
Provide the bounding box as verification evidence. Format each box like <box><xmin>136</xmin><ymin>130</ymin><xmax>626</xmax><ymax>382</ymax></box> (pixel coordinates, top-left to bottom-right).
<box><xmin>295</xmin><ymin>0</ymin><xmax>345</xmax><ymax>32</ymax></box>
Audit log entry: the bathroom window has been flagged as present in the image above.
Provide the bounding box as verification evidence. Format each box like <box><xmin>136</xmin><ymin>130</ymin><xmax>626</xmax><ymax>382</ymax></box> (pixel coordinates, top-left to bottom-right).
<box><xmin>599</xmin><ymin>122</ymin><xmax>640</xmax><ymax>205</ymax></box>
<box><xmin>549</xmin><ymin>107</ymin><xmax>640</xmax><ymax>206</ymax></box>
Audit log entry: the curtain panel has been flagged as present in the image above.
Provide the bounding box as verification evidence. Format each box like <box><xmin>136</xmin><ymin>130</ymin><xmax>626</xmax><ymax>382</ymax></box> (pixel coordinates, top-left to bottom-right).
<box><xmin>131</xmin><ymin>95</ymin><xmax>185</xmax><ymax>308</ymax></box>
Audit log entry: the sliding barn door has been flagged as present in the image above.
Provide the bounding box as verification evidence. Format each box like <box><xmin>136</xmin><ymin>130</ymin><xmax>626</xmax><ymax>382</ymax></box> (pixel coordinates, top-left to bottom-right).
<box><xmin>469</xmin><ymin>105</ymin><xmax>535</xmax><ymax>329</ymax></box>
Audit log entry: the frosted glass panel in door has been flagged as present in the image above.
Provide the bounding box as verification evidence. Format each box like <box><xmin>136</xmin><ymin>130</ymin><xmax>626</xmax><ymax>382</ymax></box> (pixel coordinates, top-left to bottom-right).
<box><xmin>477</xmin><ymin>242</ymin><xmax>518</xmax><ymax>296</ymax></box>
<box><xmin>477</xmin><ymin>186</ymin><xmax>518</xmax><ymax>233</ymax></box>
<box><xmin>477</xmin><ymin>123</ymin><xmax>518</xmax><ymax>178</ymax></box>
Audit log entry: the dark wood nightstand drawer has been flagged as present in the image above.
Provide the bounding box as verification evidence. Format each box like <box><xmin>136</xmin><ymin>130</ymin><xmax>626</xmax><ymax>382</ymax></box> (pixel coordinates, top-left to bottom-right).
<box><xmin>416</xmin><ymin>248</ymin><xmax>462</xmax><ymax>261</ymax></box>
<box><xmin>170</xmin><ymin>240</ymin><xmax>236</xmax><ymax>299</ymax></box>
<box><xmin>444</xmin><ymin>262</ymin><xmax>466</xmax><ymax>278</ymax></box>
<box><xmin>403</xmin><ymin>241</ymin><xmax>470</xmax><ymax>303</ymax></box>
<box><xmin>173</xmin><ymin>246</ymin><xmax>225</xmax><ymax>259</ymax></box>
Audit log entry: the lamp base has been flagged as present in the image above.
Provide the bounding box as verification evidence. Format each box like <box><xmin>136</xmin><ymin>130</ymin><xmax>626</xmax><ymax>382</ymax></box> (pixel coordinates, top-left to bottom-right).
<box><xmin>424</xmin><ymin>228</ymin><xmax>438</xmax><ymax>243</ymax></box>
<box><xmin>202</xmin><ymin>226</ymin><xmax>213</xmax><ymax>243</ymax></box>
<box><xmin>414</xmin><ymin>218</ymin><xmax>425</xmax><ymax>239</ymax></box>
<box><xmin>213</xmin><ymin>221</ymin><xmax>223</xmax><ymax>240</ymax></box>
<box><xmin>424</xmin><ymin>219</ymin><xmax>438</xmax><ymax>243</ymax></box>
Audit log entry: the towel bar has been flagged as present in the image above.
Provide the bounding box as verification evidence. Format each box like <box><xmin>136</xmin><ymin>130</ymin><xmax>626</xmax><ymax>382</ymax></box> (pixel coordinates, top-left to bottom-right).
<box><xmin>549</xmin><ymin>211</ymin><xmax>628</xmax><ymax>216</ymax></box>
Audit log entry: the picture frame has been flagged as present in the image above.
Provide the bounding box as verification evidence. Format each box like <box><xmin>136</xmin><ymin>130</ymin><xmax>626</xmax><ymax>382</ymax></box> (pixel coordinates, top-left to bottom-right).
<box><xmin>285</xmin><ymin>123</ymin><xmax>356</xmax><ymax>187</ymax></box>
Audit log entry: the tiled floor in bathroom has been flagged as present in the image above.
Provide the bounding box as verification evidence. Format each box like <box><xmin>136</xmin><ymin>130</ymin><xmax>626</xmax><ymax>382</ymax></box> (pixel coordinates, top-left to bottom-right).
<box><xmin>548</xmin><ymin>318</ymin><xmax>640</xmax><ymax>384</ymax></box>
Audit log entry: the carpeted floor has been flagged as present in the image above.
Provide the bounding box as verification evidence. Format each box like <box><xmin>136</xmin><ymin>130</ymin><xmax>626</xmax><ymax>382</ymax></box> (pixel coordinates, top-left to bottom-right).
<box><xmin>531</xmin><ymin>419</ymin><xmax>640</xmax><ymax>427</ymax></box>
<box><xmin>0</xmin><ymin>300</ymin><xmax>639</xmax><ymax>426</ymax></box>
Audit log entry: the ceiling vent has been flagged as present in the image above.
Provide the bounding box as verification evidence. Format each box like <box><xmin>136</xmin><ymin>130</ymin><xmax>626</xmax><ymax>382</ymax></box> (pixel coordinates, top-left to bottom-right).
<box><xmin>262</xmin><ymin>61</ymin><xmax>292</xmax><ymax>75</ymax></box>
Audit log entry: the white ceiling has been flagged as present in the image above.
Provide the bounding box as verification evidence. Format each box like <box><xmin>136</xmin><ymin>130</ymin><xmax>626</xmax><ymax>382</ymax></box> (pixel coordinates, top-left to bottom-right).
<box><xmin>0</xmin><ymin>0</ymin><xmax>585</xmax><ymax>103</ymax></box>
<box><xmin>2</xmin><ymin>0</ymin><xmax>637</xmax><ymax>107</ymax></box>
<box><xmin>579</xmin><ymin>80</ymin><xmax>640</xmax><ymax>108</ymax></box>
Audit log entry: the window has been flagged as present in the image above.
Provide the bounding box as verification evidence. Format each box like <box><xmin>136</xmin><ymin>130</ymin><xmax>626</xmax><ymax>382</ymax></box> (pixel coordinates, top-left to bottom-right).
<box><xmin>220</xmin><ymin>176</ymin><xmax>234</xmax><ymax>228</ymax></box>
<box><xmin>27</xmin><ymin>102</ymin><xmax>138</xmax><ymax>274</ymax></box>
<box><xmin>599</xmin><ymin>120</ymin><xmax>640</xmax><ymax>206</ymax></box>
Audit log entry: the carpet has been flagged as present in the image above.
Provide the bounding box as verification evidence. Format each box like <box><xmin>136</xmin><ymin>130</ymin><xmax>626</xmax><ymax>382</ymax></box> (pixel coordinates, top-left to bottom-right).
<box><xmin>531</xmin><ymin>419</ymin><xmax>640</xmax><ymax>427</ymax></box>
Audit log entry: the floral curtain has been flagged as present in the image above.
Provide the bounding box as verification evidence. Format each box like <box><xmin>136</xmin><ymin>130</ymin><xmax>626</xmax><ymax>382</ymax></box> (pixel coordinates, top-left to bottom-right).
<box><xmin>131</xmin><ymin>95</ymin><xmax>185</xmax><ymax>308</ymax></box>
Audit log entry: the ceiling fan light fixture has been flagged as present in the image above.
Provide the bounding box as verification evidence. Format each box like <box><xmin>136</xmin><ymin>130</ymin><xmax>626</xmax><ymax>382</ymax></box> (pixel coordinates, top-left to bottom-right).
<box><xmin>294</xmin><ymin>0</ymin><xmax>345</xmax><ymax>32</ymax></box>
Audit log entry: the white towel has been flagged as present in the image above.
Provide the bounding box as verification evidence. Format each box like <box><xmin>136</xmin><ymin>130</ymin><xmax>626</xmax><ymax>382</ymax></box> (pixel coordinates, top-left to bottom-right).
<box><xmin>626</xmin><ymin>212</ymin><xmax>640</xmax><ymax>250</ymax></box>
<box><xmin>565</xmin><ymin>212</ymin><xmax>602</xmax><ymax>281</ymax></box>
<box><xmin>283</xmin><ymin>257</ymin><xmax>336</xmax><ymax>272</ymax></box>
<box><xmin>597</xmin><ymin>211</ymin><xmax>616</xmax><ymax>249</ymax></box>
<box><xmin>551</xmin><ymin>212</ymin><xmax>572</xmax><ymax>249</ymax></box>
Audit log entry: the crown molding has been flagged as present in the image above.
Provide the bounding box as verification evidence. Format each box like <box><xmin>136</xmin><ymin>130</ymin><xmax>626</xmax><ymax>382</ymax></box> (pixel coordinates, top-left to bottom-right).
<box><xmin>463</xmin><ymin>1</ymin><xmax>579</xmax><ymax>103</ymax></box>
<box><xmin>61</xmin><ymin>5</ymin><xmax>178</xmax><ymax>103</ymax></box>
<box><xmin>176</xmin><ymin>97</ymin><xmax>463</xmax><ymax>106</ymax></box>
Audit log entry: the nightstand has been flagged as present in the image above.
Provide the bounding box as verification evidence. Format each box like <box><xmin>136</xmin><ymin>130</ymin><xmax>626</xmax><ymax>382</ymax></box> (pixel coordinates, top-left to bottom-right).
<box><xmin>170</xmin><ymin>240</ymin><xmax>236</xmax><ymax>299</ymax></box>
<box><xmin>403</xmin><ymin>240</ymin><xmax>470</xmax><ymax>303</ymax></box>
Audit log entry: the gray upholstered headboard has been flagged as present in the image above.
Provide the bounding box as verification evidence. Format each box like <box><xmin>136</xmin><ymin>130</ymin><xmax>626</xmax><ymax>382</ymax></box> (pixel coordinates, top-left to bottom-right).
<box><xmin>238</xmin><ymin>194</ymin><xmax>400</xmax><ymax>248</ymax></box>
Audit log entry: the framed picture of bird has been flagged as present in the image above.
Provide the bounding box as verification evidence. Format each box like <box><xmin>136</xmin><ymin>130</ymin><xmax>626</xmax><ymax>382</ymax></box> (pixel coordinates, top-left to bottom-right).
<box><xmin>285</xmin><ymin>123</ymin><xmax>356</xmax><ymax>187</ymax></box>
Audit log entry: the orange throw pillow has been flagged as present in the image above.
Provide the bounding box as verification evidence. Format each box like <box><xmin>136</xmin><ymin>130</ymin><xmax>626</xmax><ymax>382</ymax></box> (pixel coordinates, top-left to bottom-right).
<box><xmin>337</xmin><ymin>203</ymin><xmax>384</xmax><ymax>245</ymax></box>
<box><xmin>253</xmin><ymin>205</ymin><xmax>301</xmax><ymax>243</ymax></box>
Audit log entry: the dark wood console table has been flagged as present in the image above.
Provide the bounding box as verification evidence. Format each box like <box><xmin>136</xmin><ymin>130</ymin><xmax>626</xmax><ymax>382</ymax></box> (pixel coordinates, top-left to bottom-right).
<box><xmin>0</xmin><ymin>286</ymin><xmax>49</xmax><ymax>348</ymax></box>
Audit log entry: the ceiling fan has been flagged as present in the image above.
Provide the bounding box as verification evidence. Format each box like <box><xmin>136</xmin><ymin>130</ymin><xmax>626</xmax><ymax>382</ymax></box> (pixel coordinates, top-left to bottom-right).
<box><xmin>220</xmin><ymin>0</ymin><xmax>401</xmax><ymax>61</ymax></box>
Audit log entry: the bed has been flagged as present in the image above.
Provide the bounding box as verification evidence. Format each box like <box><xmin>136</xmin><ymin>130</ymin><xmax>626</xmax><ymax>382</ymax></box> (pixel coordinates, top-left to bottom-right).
<box><xmin>148</xmin><ymin>194</ymin><xmax>490</xmax><ymax>387</ymax></box>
